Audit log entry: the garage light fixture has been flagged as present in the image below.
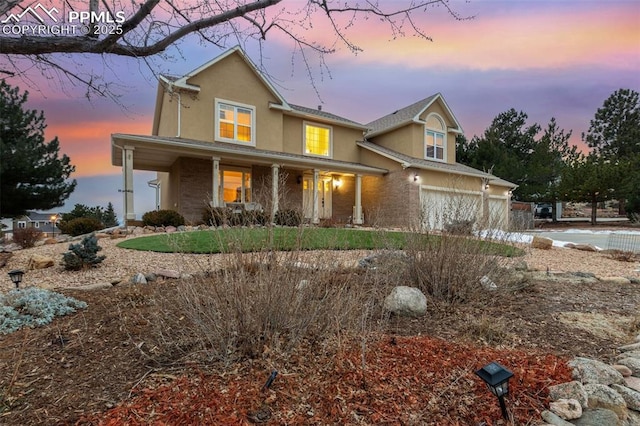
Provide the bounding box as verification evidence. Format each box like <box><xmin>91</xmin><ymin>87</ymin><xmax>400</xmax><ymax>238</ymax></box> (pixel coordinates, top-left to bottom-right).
<box><xmin>475</xmin><ymin>361</ymin><xmax>513</xmax><ymax>420</ymax></box>
<box><xmin>413</xmin><ymin>173</ymin><xmax>418</xmax><ymax>182</ymax></box>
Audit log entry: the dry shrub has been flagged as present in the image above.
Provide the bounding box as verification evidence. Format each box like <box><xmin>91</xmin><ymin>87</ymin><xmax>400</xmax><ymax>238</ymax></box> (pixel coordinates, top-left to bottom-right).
<box><xmin>12</xmin><ymin>227</ymin><xmax>42</xmax><ymax>248</ymax></box>
<box><xmin>463</xmin><ymin>314</ymin><xmax>511</xmax><ymax>345</ymax></box>
<box><xmin>148</xmin><ymin>249</ymin><xmax>389</xmax><ymax>365</ymax></box>
<box><xmin>607</xmin><ymin>249</ymin><xmax>637</xmax><ymax>263</ymax></box>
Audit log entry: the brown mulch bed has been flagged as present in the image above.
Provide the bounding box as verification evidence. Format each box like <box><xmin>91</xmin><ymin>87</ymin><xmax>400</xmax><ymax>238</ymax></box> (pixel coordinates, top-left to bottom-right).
<box><xmin>1</xmin><ymin>265</ymin><xmax>638</xmax><ymax>425</ymax></box>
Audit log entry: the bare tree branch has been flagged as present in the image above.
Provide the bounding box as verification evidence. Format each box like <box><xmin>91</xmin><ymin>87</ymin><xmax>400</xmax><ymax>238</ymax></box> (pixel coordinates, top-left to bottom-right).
<box><xmin>0</xmin><ymin>0</ymin><xmax>468</xmax><ymax>102</ymax></box>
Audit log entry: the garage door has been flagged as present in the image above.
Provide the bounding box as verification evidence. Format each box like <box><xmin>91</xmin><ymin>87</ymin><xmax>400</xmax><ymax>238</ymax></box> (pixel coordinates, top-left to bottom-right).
<box><xmin>488</xmin><ymin>196</ymin><xmax>509</xmax><ymax>230</ymax></box>
<box><xmin>420</xmin><ymin>187</ymin><xmax>481</xmax><ymax>231</ymax></box>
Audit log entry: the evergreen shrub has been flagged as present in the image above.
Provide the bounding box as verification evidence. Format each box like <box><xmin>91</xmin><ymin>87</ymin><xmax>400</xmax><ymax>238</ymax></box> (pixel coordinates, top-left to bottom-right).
<box><xmin>142</xmin><ymin>209</ymin><xmax>185</xmax><ymax>227</ymax></box>
<box><xmin>59</xmin><ymin>217</ymin><xmax>103</xmax><ymax>236</ymax></box>
<box><xmin>62</xmin><ymin>234</ymin><xmax>106</xmax><ymax>271</ymax></box>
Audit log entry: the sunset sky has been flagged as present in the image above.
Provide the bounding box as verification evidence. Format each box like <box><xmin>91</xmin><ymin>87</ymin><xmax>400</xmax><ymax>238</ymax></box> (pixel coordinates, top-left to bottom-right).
<box><xmin>4</xmin><ymin>0</ymin><xmax>640</xmax><ymax>219</ymax></box>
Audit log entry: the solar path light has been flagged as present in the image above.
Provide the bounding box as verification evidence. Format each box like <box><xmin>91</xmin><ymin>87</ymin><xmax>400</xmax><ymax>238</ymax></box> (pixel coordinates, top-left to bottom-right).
<box><xmin>475</xmin><ymin>361</ymin><xmax>514</xmax><ymax>420</ymax></box>
<box><xmin>8</xmin><ymin>269</ymin><xmax>24</xmax><ymax>290</ymax></box>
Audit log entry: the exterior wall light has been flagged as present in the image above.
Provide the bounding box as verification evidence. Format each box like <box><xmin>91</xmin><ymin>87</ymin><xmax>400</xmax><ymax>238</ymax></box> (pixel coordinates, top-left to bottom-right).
<box><xmin>475</xmin><ymin>361</ymin><xmax>514</xmax><ymax>420</ymax></box>
<box><xmin>484</xmin><ymin>183</ymin><xmax>490</xmax><ymax>190</ymax></box>
<box><xmin>8</xmin><ymin>269</ymin><xmax>25</xmax><ymax>290</ymax></box>
<box><xmin>334</xmin><ymin>178</ymin><xmax>341</xmax><ymax>189</ymax></box>
<box><xmin>413</xmin><ymin>173</ymin><xmax>418</xmax><ymax>182</ymax></box>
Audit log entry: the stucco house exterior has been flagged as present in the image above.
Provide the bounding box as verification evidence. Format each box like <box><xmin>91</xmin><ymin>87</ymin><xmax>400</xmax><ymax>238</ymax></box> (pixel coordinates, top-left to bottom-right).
<box><xmin>112</xmin><ymin>47</ymin><xmax>515</xmax><ymax>230</ymax></box>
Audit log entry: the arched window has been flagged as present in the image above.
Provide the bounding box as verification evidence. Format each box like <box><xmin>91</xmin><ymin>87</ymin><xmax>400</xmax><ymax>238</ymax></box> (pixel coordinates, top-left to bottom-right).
<box><xmin>425</xmin><ymin>114</ymin><xmax>445</xmax><ymax>161</ymax></box>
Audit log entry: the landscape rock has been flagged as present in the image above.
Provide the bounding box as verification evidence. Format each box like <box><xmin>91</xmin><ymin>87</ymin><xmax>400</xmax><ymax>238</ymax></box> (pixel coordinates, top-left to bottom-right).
<box><xmin>619</xmin><ymin>342</ymin><xmax>640</xmax><ymax>352</ymax></box>
<box><xmin>569</xmin><ymin>357</ymin><xmax>625</xmax><ymax>385</ymax></box>
<box><xmin>479</xmin><ymin>275</ymin><xmax>498</xmax><ymax>290</ymax></box>
<box><xmin>95</xmin><ymin>233</ymin><xmax>110</xmax><ymax>239</ymax></box>
<box><xmin>165</xmin><ymin>226</ymin><xmax>177</xmax><ymax>233</ymax></box>
<box><xmin>549</xmin><ymin>398</ymin><xmax>582</xmax><ymax>420</ymax></box>
<box><xmin>574</xmin><ymin>243</ymin><xmax>598</xmax><ymax>252</ymax></box>
<box><xmin>131</xmin><ymin>273</ymin><xmax>147</xmax><ymax>284</ymax></box>
<box><xmin>27</xmin><ymin>254</ymin><xmax>54</xmax><ymax>270</ymax></box>
<box><xmin>512</xmin><ymin>260</ymin><xmax>528</xmax><ymax>271</ymax></box>
<box><xmin>358</xmin><ymin>251</ymin><xmax>408</xmax><ymax>270</ymax></box>
<box><xmin>532</xmin><ymin>236</ymin><xmax>553</xmax><ymax>250</ymax></box>
<box><xmin>549</xmin><ymin>381</ymin><xmax>588</xmax><ymax>408</ymax></box>
<box><xmin>625</xmin><ymin>376</ymin><xmax>640</xmax><ymax>393</ymax></box>
<box><xmin>132</xmin><ymin>227</ymin><xmax>144</xmax><ymax>236</ymax></box>
<box><xmin>540</xmin><ymin>410</ymin><xmax>574</xmax><ymax>426</ymax></box>
<box><xmin>44</xmin><ymin>238</ymin><xmax>58</xmax><ymax>245</ymax></box>
<box><xmin>144</xmin><ymin>273</ymin><xmax>157</xmax><ymax>282</ymax></box>
<box><xmin>177</xmin><ymin>225</ymin><xmax>186</xmax><ymax>232</ymax></box>
<box><xmin>583</xmin><ymin>383</ymin><xmax>628</xmax><ymax>420</ymax></box>
<box><xmin>599</xmin><ymin>276</ymin><xmax>632</xmax><ymax>285</ymax></box>
<box><xmin>573</xmin><ymin>408</ymin><xmax>622</xmax><ymax>426</ymax></box>
<box><xmin>155</xmin><ymin>269</ymin><xmax>181</xmax><ymax>279</ymax></box>
<box><xmin>616</xmin><ymin>351</ymin><xmax>640</xmax><ymax>361</ymax></box>
<box><xmin>71</xmin><ymin>282</ymin><xmax>114</xmax><ymax>291</ymax></box>
<box><xmin>617</xmin><ymin>358</ymin><xmax>640</xmax><ymax>376</ymax></box>
<box><xmin>624</xmin><ymin>409</ymin><xmax>640</xmax><ymax>426</ymax></box>
<box><xmin>384</xmin><ymin>286</ymin><xmax>427</xmax><ymax>317</ymax></box>
<box><xmin>613</xmin><ymin>365</ymin><xmax>634</xmax><ymax>377</ymax></box>
<box><xmin>611</xmin><ymin>384</ymin><xmax>640</xmax><ymax>411</ymax></box>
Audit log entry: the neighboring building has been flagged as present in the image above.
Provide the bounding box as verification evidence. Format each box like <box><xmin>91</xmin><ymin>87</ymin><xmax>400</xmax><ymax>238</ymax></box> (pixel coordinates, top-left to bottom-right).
<box><xmin>12</xmin><ymin>212</ymin><xmax>60</xmax><ymax>237</ymax></box>
<box><xmin>111</xmin><ymin>46</ymin><xmax>516</xmax><ymax>230</ymax></box>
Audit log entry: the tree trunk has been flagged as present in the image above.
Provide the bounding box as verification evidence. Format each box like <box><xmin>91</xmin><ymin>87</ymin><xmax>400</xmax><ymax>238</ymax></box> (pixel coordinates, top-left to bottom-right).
<box><xmin>591</xmin><ymin>194</ymin><xmax>597</xmax><ymax>226</ymax></box>
<box><xmin>619</xmin><ymin>199</ymin><xmax>626</xmax><ymax>216</ymax></box>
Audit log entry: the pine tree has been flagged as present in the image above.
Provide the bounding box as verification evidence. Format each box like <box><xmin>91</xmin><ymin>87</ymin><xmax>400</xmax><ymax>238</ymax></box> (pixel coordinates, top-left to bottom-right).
<box><xmin>102</xmin><ymin>202</ymin><xmax>119</xmax><ymax>227</ymax></box>
<box><xmin>0</xmin><ymin>81</ymin><xmax>76</xmax><ymax>218</ymax></box>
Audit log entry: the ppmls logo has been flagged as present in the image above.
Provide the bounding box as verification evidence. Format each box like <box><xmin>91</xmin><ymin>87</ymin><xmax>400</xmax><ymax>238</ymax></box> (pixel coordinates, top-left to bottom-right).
<box><xmin>1</xmin><ymin>4</ymin><xmax>59</xmax><ymax>24</ymax></box>
<box><xmin>2</xmin><ymin>3</ymin><xmax>126</xmax><ymax>36</ymax></box>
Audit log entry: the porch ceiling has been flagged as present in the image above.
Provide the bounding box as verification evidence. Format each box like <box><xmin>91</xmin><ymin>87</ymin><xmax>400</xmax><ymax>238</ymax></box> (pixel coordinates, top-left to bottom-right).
<box><xmin>111</xmin><ymin>134</ymin><xmax>388</xmax><ymax>175</ymax></box>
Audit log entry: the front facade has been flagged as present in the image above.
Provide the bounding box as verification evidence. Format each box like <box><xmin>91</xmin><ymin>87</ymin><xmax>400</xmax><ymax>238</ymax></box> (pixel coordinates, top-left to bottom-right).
<box><xmin>112</xmin><ymin>47</ymin><xmax>515</xmax><ymax>230</ymax></box>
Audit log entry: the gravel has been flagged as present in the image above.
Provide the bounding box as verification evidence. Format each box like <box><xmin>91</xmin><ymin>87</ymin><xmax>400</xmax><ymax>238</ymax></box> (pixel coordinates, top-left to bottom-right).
<box><xmin>1</xmin><ymin>233</ymin><xmax>638</xmax><ymax>293</ymax></box>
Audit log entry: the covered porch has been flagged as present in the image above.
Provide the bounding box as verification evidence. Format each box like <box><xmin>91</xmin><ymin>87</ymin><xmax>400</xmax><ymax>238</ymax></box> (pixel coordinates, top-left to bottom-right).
<box><xmin>111</xmin><ymin>134</ymin><xmax>387</xmax><ymax>225</ymax></box>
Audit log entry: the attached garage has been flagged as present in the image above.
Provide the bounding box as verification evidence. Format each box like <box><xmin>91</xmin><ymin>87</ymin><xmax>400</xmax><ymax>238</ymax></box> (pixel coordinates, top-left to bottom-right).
<box><xmin>488</xmin><ymin>195</ymin><xmax>510</xmax><ymax>230</ymax></box>
<box><xmin>420</xmin><ymin>185</ymin><xmax>482</xmax><ymax>231</ymax></box>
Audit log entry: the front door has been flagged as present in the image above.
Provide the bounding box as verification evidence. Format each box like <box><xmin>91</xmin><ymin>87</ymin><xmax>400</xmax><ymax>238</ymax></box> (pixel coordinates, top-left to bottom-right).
<box><xmin>303</xmin><ymin>177</ymin><xmax>332</xmax><ymax>220</ymax></box>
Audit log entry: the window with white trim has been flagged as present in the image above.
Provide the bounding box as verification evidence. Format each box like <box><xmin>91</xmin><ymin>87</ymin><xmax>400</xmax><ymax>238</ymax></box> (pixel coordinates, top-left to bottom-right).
<box><xmin>219</xmin><ymin>169</ymin><xmax>252</xmax><ymax>204</ymax></box>
<box><xmin>425</xmin><ymin>114</ymin><xmax>445</xmax><ymax>161</ymax></box>
<box><xmin>215</xmin><ymin>99</ymin><xmax>255</xmax><ymax>145</ymax></box>
<box><xmin>303</xmin><ymin>122</ymin><xmax>332</xmax><ymax>158</ymax></box>
<box><xmin>18</xmin><ymin>221</ymin><xmax>26</xmax><ymax>229</ymax></box>
<box><xmin>34</xmin><ymin>222</ymin><xmax>39</xmax><ymax>228</ymax></box>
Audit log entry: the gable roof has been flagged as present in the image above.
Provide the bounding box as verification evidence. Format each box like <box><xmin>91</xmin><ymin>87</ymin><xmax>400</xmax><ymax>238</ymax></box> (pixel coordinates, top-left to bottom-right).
<box><xmin>365</xmin><ymin>93</ymin><xmax>463</xmax><ymax>137</ymax></box>
<box><xmin>357</xmin><ymin>141</ymin><xmax>517</xmax><ymax>187</ymax></box>
<box><xmin>160</xmin><ymin>46</ymin><xmax>291</xmax><ymax>109</ymax></box>
<box><xmin>286</xmin><ymin>104</ymin><xmax>368</xmax><ymax>130</ymax></box>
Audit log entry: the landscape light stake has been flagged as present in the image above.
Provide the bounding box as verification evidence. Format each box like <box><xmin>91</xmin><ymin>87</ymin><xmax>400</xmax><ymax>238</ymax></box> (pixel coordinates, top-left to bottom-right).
<box><xmin>262</xmin><ymin>370</ymin><xmax>278</xmax><ymax>391</ymax></box>
<box><xmin>475</xmin><ymin>361</ymin><xmax>514</xmax><ymax>420</ymax></box>
<box><xmin>8</xmin><ymin>269</ymin><xmax>24</xmax><ymax>290</ymax></box>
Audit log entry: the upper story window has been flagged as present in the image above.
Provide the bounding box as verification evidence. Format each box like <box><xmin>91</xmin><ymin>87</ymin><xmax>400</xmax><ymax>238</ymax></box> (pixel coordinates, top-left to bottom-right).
<box><xmin>17</xmin><ymin>221</ymin><xmax>26</xmax><ymax>229</ymax></box>
<box><xmin>304</xmin><ymin>122</ymin><xmax>332</xmax><ymax>158</ymax></box>
<box><xmin>215</xmin><ymin>99</ymin><xmax>255</xmax><ymax>145</ymax></box>
<box><xmin>425</xmin><ymin>114</ymin><xmax>445</xmax><ymax>161</ymax></box>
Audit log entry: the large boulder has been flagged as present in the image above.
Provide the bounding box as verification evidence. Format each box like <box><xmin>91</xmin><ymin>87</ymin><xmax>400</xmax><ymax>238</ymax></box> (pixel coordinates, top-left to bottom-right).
<box><xmin>532</xmin><ymin>236</ymin><xmax>553</xmax><ymax>250</ymax></box>
<box><xmin>569</xmin><ymin>357</ymin><xmax>625</xmax><ymax>386</ymax></box>
<box><xmin>611</xmin><ymin>384</ymin><xmax>640</xmax><ymax>411</ymax></box>
<box><xmin>27</xmin><ymin>254</ymin><xmax>54</xmax><ymax>270</ymax></box>
<box><xmin>617</xmin><ymin>358</ymin><xmax>640</xmax><ymax>377</ymax></box>
<box><xmin>583</xmin><ymin>383</ymin><xmax>628</xmax><ymax>421</ymax></box>
<box><xmin>384</xmin><ymin>286</ymin><xmax>427</xmax><ymax>317</ymax></box>
<box><xmin>549</xmin><ymin>398</ymin><xmax>582</xmax><ymax>420</ymax></box>
<box><xmin>549</xmin><ymin>381</ymin><xmax>589</xmax><ymax>409</ymax></box>
<box><xmin>573</xmin><ymin>408</ymin><xmax>622</xmax><ymax>426</ymax></box>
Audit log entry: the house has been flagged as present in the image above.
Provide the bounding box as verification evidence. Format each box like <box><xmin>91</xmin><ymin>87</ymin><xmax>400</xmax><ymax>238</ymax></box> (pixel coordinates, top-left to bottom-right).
<box><xmin>12</xmin><ymin>212</ymin><xmax>60</xmax><ymax>237</ymax></box>
<box><xmin>111</xmin><ymin>47</ymin><xmax>516</xmax><ymax>230</ymax></box>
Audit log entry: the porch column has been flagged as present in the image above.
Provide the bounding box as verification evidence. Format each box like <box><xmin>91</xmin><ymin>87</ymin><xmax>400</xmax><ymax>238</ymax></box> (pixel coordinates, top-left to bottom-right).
<box><xmin>271</xmin><ymin>164</ymin><xmax>280</xmax><ymax>221</ymax></box>
<box><xmin>312</xmin><ymin>169</ymin><xmax>319</xmax><ymax>224</ymax></box>
<box><xmin>211</xmin><ymin>157</ymin><xmax>220</xmax><ymax>207</ymax></box>
<box><xmin>122</xmin><ymin>146</ymin><xmax>135</xmax><ymax>222</ymax></box>
<box><xmin>354</xmin><ymin>174</ymin><xmax>363</xmax><ymax>225</ymax></box>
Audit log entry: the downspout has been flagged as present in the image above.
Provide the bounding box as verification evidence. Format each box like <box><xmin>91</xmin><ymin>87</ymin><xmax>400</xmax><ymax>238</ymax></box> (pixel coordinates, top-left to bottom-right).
<box><xmin>176</xmin><ymin>91</ymin><xmax>181</xmax><ymax>138</ymax></box>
